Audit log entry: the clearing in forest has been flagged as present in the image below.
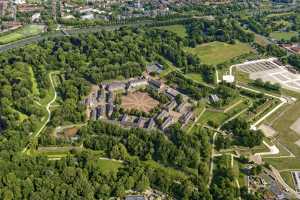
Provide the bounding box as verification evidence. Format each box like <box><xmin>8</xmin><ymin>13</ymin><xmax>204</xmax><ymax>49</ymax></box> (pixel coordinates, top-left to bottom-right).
<box><xmin>184</xmin><ymin>41</ymin><xmax>254</xmax><ymax>65</ymax></box>
<box><xmin>156</xmin><ymin>25</ymin><xmax>187</xmax><ymax>38</ymax></box>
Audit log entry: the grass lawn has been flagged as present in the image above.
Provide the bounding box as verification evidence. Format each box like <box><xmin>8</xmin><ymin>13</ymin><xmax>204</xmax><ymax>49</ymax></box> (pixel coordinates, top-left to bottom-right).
<box><xmin>0</xmin><ymin>25</ymin><xmax>44</xmax><ymax>45</ymax></box>
<box><xmin>270</xmin><ymin>31</ymin><xmax>298</xmax><ymax>41</ymax></box>
<box><xmin>97</xmin><ymin>159</ymin><xmax>123</xmax><ymax>173</ymax></box>
<box><xmin>28</xmin><ymin>65</ymin><xmax>39</xmax><ymax>96</ymax></box>
<box><xmin>280</xmin><ymin>171</ymin><xmax>296</xmax><ymax>190</ymax></box>
<box><xmin>185</xmin><ymin>73</ymin><xmax>205</xmax><ymax>83</ymax></box>
<box><xmin>184</xmin><ymin>41</ymin><xmax>254</xmax><ymax>65</ymax></box>
<box><xmin>266</xmin><ymin>12</ymin><xmax>295</xmax><ymax>18</ymax></box>
<box><xmin>197</xmin><ymin>110</ymin><xmax>228</xmax><ymax>127</ymax></box>
<box><xmin>143</xmin><ymin>160</ymin><xmax>188</xmax><ymax>180</ymax></box>
<box><xmin>254</xmin><ymin>34</ymin><xmax>270</xmax><ymax>47</ymax></box>
<box><xmin>156</xmin><ymin>24</ymin><xmax>187</xmax><ymax>38</ymax></box>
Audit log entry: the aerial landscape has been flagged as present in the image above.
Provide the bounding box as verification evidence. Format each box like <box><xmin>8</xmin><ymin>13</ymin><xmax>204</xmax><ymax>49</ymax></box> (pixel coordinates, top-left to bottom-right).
<box><xmin>0</xmin><ymin>0</ymin><xmax>300</xmax><ymax>199</ymax></box>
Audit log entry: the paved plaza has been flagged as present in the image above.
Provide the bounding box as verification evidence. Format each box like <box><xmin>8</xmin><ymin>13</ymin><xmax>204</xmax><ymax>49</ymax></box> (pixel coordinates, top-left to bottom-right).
<box><xmin>236</xmin><ymin>58</ymin><xmax>300</xmax><ymax>92</ymax></box>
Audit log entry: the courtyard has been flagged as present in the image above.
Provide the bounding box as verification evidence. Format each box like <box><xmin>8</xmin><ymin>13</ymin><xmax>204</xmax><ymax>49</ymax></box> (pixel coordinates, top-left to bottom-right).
<box><xmin>121</xmin><ymin>91</ymin><xmax>159</xmax><ymax>112</ymax></box>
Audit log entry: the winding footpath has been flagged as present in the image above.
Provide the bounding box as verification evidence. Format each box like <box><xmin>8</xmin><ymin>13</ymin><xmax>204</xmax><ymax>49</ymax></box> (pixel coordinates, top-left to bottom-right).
<box><xmin>22</xmin><ymin>72</ymin><xmax>57</xmax><ymax>153</ymax></box>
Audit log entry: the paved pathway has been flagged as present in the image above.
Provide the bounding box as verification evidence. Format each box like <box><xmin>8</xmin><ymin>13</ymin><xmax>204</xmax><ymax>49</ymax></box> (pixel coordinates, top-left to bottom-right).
<box><xmin>22</xmin><ymin>72</ymin><xmax>57</xmax><ymax>153</ymax></box>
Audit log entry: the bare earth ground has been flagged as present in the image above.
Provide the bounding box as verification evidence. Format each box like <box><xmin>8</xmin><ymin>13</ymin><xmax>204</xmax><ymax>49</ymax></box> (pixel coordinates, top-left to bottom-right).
<box><xmin>290</xmin><ymin>118</ymin><xmax>300</xmax><ymax>135</ymax></box>
<box><xmin>259</xmin><ymin>123</ymin><xmax>277</xmax><ymax>137</ymax></box>
<box><xmin>121</xmin><ymin>92</ymin><xmax>159</xmax><ymax>112</ymax></box>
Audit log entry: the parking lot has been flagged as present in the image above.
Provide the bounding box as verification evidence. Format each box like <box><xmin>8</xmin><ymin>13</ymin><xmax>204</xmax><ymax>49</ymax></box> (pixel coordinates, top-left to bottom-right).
<box><xmin>236</xmin><ymin>58</ymin><xmax>300</xmax><ymax>92</ymax></box>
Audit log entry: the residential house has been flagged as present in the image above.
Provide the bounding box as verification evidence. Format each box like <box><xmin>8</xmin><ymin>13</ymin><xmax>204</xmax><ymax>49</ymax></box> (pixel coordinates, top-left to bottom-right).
<box><xmin>209</xmin><ymin>94</ymin><xmax>220</xmax><ymax>104</ymax></box>
<box><xmin>147</xmin><ymin>118</ymin><xmax>156</xmax><ymax>129</ymax></box>
<box><xmin>107</xmin><ymin>103</ymin><xmax>114</xmax><ymax>117</ymax></box>
<box><xmin>128</xmin><ymin>79</ymin><xmax>148</xmax><ymax>91</ymax></box>
<box><xmin>90</xmin><ymin>108</ymin><xmax>97</xmax><ymax>121</ymax></box>
<box><xmin>176</xmin><ymin>103</ymin><xmax>185</xmax><ymax>113</ymax></box>
<box><xmin>106</xmin><ymin>82</ymin><xmax>126</xmax><ymax>92</ymax></box>
<box><xmin>156</xmin><ymin>110</ymin><xmax>168</xmax><ymax>120</ymax></box>
<box><xmin>97</xmin><ymin>89</ymin><xmax>106</xmax><ymax>102</ymax></box>
<box><xmin>146</xmin><ymin>62</ymin><xmax>164</xmax><ymax>74</ymax></box>
<box><xmin>136</xmin><ymin>117</ymin><xmax>145</xmax><ymax>128</ymax></box>
<box><xmin>121</xmin><ymin>114</ymin><xmax>129</xmax><ymax>125</ymax></box>
<box><xmin>166</xmin><ymin>100</ymin><xmax>177</xmax><ymax>111</ymax></box>
<box><xmin>107</xmin><ymin>92</ymin><xmax>113</xmax><ymax>103</ymax></box>
<box><xmin>81</xmin><ymin>13</ymin><xmax>94</xmax><ymax>20</ymax></box>
<box><xmin>165</xmin><ymin>87</ymin><xmax>180</xmax><ymax>99</ymax></box>
<box><xmin>31</xmin><ymin>12</ymin><xmax>41</xmax><ymax>22</ymax></box>
<box><xmin>179</xmin><ymin>111</ymin><xmax>193</xmax><ymax>125</ymax></box>
<box><xmin>148</xmin><ymin>79</ymin><xmax>164</xmax><ymax>90</ymax></box>
<box><xmin>97</xmin><ymin>105</ymin><xmax>105</xmax><ymax>119</ymax></box>
<box><xmin>161</xmin><ymin>116</ymin><xmax>173</xmax><ymax>130</ymax></box>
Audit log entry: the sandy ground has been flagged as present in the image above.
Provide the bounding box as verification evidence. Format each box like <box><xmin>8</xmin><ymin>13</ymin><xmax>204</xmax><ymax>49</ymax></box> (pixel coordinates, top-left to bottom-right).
<box><xmin>121</xmin><ymin>92</ymin><xmax>159</xmax><ymax>112</ymax></box>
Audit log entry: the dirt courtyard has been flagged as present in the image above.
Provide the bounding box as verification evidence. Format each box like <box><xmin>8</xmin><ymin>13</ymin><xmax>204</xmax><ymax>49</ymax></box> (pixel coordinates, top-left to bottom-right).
<box><xmin>121</xmin><ymin>92</ymin><xmax>159</xmax><ymax>112</ymax></box>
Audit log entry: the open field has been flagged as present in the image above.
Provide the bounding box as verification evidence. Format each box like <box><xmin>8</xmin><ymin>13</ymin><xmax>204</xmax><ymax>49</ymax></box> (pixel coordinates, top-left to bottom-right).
<box><xmin>185</xmin><ymin>73</ymin><xmax>205</xmax><ymax>83</ymax></box>
<box><xmin>97</xmin><ymin>159</ymin><xmax>123</xmax><ymax>173</ymax></box>
<box><xmin>28</xmin><ymin>65</ymin><xmax>39</xmax><ymax>96</ymax></box>
<box><xmin>280</xmin><ymin>171</ymin><xmax>296</xmax><ymax>191</ymax></box>
<box><xmin>0</xmin><ymin>25</ymin><xmax>44</xmax><ymax>45</ymax></box>
<box><xmin>270</xmin><ymin>31</ymin><xmax>298</xmax><ymax>40</ymax></box>
<box><xmin>143</xmin><ymin>160</ymin><xmax>189</xmax><ymax>180</ymax></box>
<box><xmin>184</xmin><ymin>41</ymin><xmax>254</xmax><ymax>65</ymax></box>
<box><xmin>156</xmin><ymin>25</ymin><xmax>187</xmax><ymax>38</ymax></box>
<box><xmin>197</xmin><ymin>110</ymin><xmax>228</xmax><ymax>127</ymax></box>
<box><xmin>121</xmin><ymin>92</ymin><xmax>159</xmax><ymax>112</ymax></box>
<box><xmin>254</xmin><ymin>34</ymin><xmax>270</xmax><ymax>47</ymax></box>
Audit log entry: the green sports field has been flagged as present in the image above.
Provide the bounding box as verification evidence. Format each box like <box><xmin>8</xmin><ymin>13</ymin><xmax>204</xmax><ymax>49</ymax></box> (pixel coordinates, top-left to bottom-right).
<box><xmin>270</xmin><ymin>31</ymin><xmax>298</xmax><ymax>40</ymax></box>
<box><xmin>184</xmin><ymin>41</ymin><xmax>254</xmax><ymax>65</ymax></box>
<box><xmin>0</xmin><ymin>25</ymin><xmax>44</xmax><ymax>45</ymax></box>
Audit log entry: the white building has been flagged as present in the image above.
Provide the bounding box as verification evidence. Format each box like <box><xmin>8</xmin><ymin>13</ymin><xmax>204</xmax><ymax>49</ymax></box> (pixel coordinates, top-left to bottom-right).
<box><xmin>222</xmin><ymin>75</ymin><xmax>235</xmax><ymax>83</ymax></box>
<box><xmin>14</xmin><ymin>0</ymin><xmax>25</xmax><ymax>4</ymax></box>
<box><xmin>31</xmin><ymin>13</ymin><xmax>41</xmax><ymax>22</ymax></box>
<box><xmin>128</xmin><ymin>79</ymin><xmax>148</xmax><ymax>90</ymax></box>
<box><xmin>81</xmin><ymin>13</ymin><xmax>94</xmax><ymax>20</ymax></box>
